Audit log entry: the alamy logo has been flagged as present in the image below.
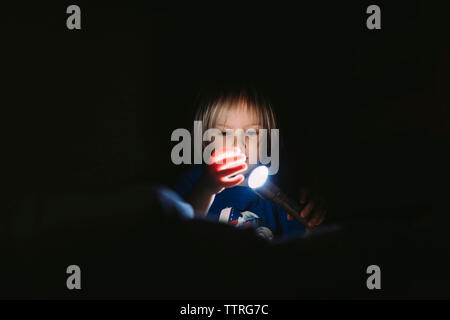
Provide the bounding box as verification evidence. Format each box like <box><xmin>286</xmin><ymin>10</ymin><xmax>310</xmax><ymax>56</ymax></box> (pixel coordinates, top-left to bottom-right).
<box><xmin>366</xmin><ymin>5</ymin><xmax>381</xmax><ymax>30</ymax></box>
<box><xmin>66</xmin><ymin>5</ymin><xmax>81</xmax><ymax>30</ymax></box>
<box><xmin>171</xmin><ymin>121</ymin><xmax>280</xmax><ymax>175</ymax></box>
<box><xmin>66</xmin><ymin>265</ymin><xmax>81</xmax><ymax>290</ymax></box>
<box><xmin>366</xmin><ymin>265</ymin><xmax>381</xmax><ymax>290</ymax></box>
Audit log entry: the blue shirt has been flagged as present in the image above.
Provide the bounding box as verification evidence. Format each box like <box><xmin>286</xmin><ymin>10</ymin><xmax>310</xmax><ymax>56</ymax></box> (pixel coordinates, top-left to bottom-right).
<box><xmin>173</xmin><ymin>165</ymin><xmax>306</xmax><ymax>240</ymax></box>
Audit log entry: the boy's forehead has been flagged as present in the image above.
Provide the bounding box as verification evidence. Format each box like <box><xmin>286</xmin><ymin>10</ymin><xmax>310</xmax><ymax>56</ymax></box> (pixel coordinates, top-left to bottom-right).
<box><xmin>215</xmin><ymin>105</ymin><xmax>261</xmax><ymax>128</ymax></box>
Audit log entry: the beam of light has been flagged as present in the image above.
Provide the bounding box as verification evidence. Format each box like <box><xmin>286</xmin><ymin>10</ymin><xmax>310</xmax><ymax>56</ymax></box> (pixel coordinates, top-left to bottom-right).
<box><xmin>248</xmin><ymin>165</ymin><xmax>309</xmax><ymax>227</ymax></box>
<box><xmin>248</xmin><ymin>165</ymin><xmax>269</xmax><ymax>189</ymax></box>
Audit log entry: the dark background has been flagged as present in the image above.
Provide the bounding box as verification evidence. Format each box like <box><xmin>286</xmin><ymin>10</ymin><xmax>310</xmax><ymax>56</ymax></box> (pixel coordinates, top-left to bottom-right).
<box><xmin>2</xmin><ymin>1</ymin><xmax>450</xmax><ymax>298</ymax></box>
<box><xmin>4</xmin><ymin>0</ymin><xmax>449</xmax><ymax>221</ymax></box>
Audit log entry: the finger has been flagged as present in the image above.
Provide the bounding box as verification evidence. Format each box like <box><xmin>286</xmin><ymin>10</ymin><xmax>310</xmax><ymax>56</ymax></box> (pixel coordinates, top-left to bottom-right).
<box><xmin>221</xmin><ymin>174</ymin><xmax>245</xmax><ymax>188</ymax></box>
<box><xmin>300</xmin><ymin>201</ymin><xmax>314</xmax><ymax>219</ymax></box>
<box><xmin>217</xmin><ymin>163</ymin><xmax>248</xmax><ymax>180</ymax></box>
<box><xmin>315</xmin><ymin>214</ymin><xmax>326</xmax><ymax>226</ymax></box>
<box><xmin>308</xmin><ymin>208</ymin><xmax>327</xmax><ymax>227</ymax></box>
<box><xmin>216</xmin><ymin>154</ymin><xmax>246</xmax><ymax>171</ymax></box>
<box><xmin>210</xmin><ymin>147</ymin><xmax>243</xmax><ymax>164</ymax></box>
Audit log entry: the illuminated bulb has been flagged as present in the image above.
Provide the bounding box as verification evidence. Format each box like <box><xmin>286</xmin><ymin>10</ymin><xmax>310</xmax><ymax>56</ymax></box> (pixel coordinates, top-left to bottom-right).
<box><xmin>248</xmin><ymin>166</ymin><xmax>269</xmax><ymax>189</ymax></box>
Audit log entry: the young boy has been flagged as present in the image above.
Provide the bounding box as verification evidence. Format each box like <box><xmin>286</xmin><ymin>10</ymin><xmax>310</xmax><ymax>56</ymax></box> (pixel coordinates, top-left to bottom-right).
<box><xmin>174</xmin><ymin>83</ymin><xmax>326</xmax><ymax>240</ymax></box>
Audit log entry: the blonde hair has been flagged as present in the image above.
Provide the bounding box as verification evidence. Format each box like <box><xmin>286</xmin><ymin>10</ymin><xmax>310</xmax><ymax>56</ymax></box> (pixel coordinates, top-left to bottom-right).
<box><xmin>194</xmin><ymin>85</ymin><xmax>277</xmax><ymax>135</ymax></box>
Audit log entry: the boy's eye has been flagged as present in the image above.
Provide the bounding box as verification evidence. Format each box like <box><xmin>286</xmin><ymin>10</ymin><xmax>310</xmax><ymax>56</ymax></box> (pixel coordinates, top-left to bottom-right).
<box><xmin>219</xmin><ymin>130</ymin><xmax>259</xmax><ymax>136</ymax></box>
<box><xmin>221</xmin><ymin>130</ymin><xmax>235</xmax><ymax>136</ymax></box>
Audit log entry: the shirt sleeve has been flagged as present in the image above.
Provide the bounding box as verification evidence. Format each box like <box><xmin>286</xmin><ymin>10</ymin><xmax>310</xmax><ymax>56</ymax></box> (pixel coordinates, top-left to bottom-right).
<box><xmin>172</xmin><ymin>165</ymin><xmax>204</xmax><ymax>199</ymax></box>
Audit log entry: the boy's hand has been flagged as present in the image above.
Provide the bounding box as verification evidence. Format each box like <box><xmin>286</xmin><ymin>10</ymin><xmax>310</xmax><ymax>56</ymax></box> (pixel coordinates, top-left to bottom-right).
<box><xmin>200</xmin><ymin>147</ymin><xmax>248</xmax><ymax>194</ymax></box>
<box><xmin>287</xmin><ymin>187</ymin><xmax>327</xmax><ymax>227</ymax></box>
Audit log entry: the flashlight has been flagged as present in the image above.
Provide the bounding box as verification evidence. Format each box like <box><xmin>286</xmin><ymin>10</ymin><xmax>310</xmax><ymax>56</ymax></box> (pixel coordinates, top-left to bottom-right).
<box><xmin>248</xmin><ymin>166</ymin><xmax>309</xmax><ymax>226</ymax></box>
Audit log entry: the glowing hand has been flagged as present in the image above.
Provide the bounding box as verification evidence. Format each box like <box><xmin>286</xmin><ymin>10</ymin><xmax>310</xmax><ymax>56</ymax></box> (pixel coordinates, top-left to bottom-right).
<box><xmin>200</xmin><ymin>147</ymin><xmax>248</xmax><ymax>194</ymax></box>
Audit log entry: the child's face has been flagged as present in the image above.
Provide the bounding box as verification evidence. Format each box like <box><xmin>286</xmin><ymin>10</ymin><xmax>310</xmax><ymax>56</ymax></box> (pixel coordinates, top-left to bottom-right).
<box><xmin>214</xmin><ymin>103</ymin><xmax>261</xmax><ymax>174</ymax></box>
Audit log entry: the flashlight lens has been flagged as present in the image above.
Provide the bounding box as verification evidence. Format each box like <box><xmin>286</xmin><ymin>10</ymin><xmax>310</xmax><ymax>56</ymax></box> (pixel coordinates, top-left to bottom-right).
<box><xmin>248</xmin><ymin>166</ymin><xmax>269</xmax><ymax>189</ymax></box>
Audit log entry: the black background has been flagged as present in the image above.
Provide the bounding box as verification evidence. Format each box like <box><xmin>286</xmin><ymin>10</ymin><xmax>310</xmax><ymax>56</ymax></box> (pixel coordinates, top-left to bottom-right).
<box><xmin>4</xmin><ymin>1</ymin><xmax>449</xmax><ymax>221</ymax></box>
<box><xmin>2</xmin><ymin>0</ymin><xmax>450</xmax><ymax>299</ymax></box>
